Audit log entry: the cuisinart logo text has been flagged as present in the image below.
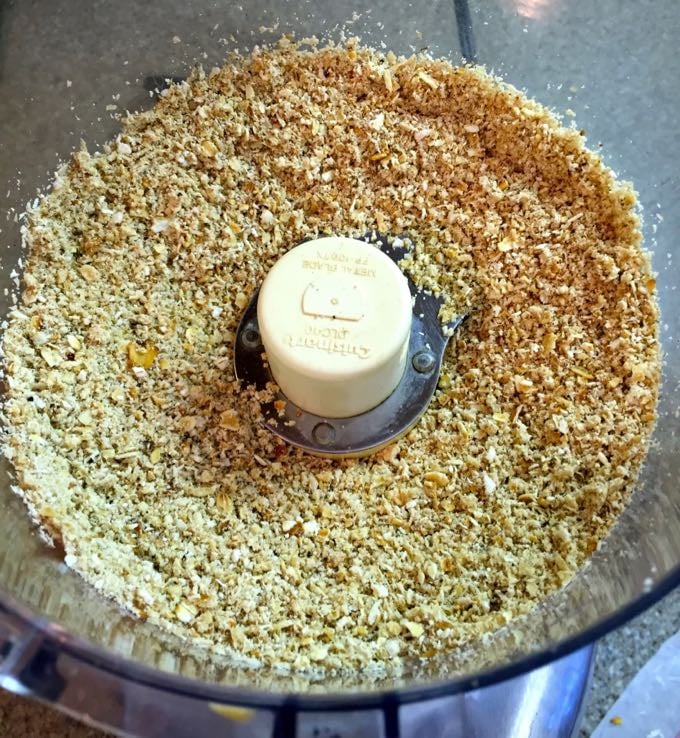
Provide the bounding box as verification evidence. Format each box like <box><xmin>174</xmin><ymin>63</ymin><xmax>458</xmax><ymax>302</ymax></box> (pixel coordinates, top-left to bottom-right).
<box><xmin>286</xmin><ymin>324</ymin><xmax>371</xmax><ymax>359</ymax></box>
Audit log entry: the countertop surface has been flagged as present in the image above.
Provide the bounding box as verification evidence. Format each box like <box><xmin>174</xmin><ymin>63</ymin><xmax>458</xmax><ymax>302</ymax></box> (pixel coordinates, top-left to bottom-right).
<box><xmin>1</xmin><ymin>586</ymin><xmax>678</xmax><ymax>737</ymax></box>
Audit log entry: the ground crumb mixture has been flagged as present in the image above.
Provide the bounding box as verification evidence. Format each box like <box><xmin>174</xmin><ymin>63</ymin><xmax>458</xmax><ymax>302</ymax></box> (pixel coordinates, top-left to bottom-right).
<box><xmin>2</xmin><ymin>38</ymin><xmax>660</xmax><ymax>677</ymax></box>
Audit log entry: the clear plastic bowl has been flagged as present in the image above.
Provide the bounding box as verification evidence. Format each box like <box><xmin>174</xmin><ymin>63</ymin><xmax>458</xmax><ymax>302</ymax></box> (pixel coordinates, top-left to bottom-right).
<box><xmin>0</xmin><ymin>0</ymin><xmax>678</xmax><ymax>708</ymax></box>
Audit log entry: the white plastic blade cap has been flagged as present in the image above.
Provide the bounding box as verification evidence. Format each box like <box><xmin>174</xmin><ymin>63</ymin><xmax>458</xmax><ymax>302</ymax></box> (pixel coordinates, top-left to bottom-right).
<box><xmin>257</xmin><ymin>236</ymin><xmax>413</xmax><ymax>418</ymax></box>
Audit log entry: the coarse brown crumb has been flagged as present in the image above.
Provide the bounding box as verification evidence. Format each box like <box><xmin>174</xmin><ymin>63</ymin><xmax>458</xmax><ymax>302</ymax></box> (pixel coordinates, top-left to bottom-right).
<box><xmin>1</xmin><ymin>38</ymin><xmax>660</xmax><ymax>678</ymax></box>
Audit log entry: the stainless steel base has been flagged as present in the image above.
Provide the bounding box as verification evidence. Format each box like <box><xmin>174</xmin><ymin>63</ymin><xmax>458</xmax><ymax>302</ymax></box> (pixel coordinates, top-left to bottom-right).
<box><xmin>1</xmin><ymin>605</ymin><xmax>593</xmax><ymax>738</ymax></box>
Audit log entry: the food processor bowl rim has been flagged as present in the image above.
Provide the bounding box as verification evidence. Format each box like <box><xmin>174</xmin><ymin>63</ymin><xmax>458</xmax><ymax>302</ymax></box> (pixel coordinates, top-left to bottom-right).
<box><xmin>1</xmin><ymin>566</ymin><xmax>679</xmax><ymax>709</ymax></box>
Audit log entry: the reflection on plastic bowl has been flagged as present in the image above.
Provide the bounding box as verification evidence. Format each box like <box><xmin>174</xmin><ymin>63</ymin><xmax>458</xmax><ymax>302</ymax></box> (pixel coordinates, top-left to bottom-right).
<box><xmin>512</xmin><ymin>0</ymin><xmax>558</xmax><ymax>20</ymax></box>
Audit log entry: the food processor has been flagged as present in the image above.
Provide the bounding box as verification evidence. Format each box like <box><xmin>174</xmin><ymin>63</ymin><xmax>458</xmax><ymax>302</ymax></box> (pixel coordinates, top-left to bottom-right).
<box><xmin>0</xmin><ymin>0</ymin><xmax>678</xmax><ymax>736</ymax></box>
